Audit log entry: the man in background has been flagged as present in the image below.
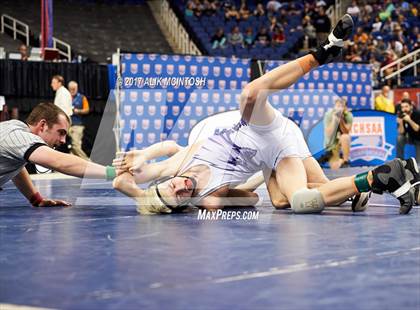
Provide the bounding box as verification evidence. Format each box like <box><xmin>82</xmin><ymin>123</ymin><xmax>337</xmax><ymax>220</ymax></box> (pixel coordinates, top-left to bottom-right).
<box><xmin>51</xmin><ymin>75</ymin><xmax>72</xmax><ymax>117</ymax></box>
<box><xmin>18</xmin><ymin>44</ymin><xmax>29</xmax><ymax>61</ymax></box>
<box><xmin>375</xmin><ymin>85</ymin><xmax>395</xmax><ymax>113</ymax></box>
<box><xmin>68</xmin><ymin>81</ymin><xmax>90</xmax><ymax>160</ymax></box>
<box><xmin>51</xmin><ymin>75</ymin><xmax>73</xmax><ymax>153</ymax></box>
<box><xmin>397</xmin><ymin>99</ymin><xmax>420</xmax><ymax>162</ymax></box>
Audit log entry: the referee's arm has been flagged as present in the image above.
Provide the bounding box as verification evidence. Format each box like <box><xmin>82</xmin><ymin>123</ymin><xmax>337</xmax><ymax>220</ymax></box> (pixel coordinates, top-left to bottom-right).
<box><xmin>12</xmin><ymin>168</ymin><xmax>39</xmax><ymax>200</ymax></box>
<box><xmin>28</xmin><ymin>145</ymin><xmax>108</xmax><ymax>179</ymax></box>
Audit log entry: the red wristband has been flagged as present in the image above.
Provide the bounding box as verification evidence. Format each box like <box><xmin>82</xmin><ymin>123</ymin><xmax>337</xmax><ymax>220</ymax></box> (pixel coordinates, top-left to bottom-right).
<box><xmin>29</xmin><ymin>192</ymin><xmax>43</xmax><ymax>207</ymax></box>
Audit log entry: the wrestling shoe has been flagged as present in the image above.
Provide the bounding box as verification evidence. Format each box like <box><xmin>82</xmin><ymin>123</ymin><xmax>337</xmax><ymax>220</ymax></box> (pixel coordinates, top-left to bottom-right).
<box><xmin>351</xmin><ymin>191</ymin><xmax>371</xmax><ymax>212</ymax></box>
<box><xmin>402</xmin><ymin>157</ymin><xmax>420</xmax><ymax>212</ymax></box>
<box><xmin>311</xmin><ymin>14</ymin><xmax>354</xmax><ymax>65</ymax></box>
<box><xmin>371</xmin><ymin>158</ymin><xmax>415</xmax><ymax>214</ymax></box>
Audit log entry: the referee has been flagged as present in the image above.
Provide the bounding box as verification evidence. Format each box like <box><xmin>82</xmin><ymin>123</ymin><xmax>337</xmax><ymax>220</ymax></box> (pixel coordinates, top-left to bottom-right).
<box><xmin>0</xmin><ymin>103</ymin><xmax>117</xmax><ymax>207</ymax></box>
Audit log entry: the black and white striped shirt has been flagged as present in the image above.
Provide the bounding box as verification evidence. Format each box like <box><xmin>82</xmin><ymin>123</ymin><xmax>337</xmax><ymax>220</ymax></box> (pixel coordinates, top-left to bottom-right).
<box><xmin>0</xmin><ymin>120</ymin><xmax>46</xmax><ymax>186</ymax></box>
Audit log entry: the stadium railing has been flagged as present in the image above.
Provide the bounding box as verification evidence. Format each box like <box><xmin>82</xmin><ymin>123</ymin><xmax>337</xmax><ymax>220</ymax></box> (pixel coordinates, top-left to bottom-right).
<box><xmin>380</xmin><ymin>48</ymin><xmax>419</xmax><ymax>86</ymax></box>
<box><xmin>1</xmin><ymin>14</ymin><xmax>29</xmax><ymax>46</ymax></box>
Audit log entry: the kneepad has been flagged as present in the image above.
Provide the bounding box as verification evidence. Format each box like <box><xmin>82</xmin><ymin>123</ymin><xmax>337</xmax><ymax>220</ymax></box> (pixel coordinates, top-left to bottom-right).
<box><xmin>291</xmin><ymin>188</ymin><xmax>325</xmax><ymax>214</ymax></box>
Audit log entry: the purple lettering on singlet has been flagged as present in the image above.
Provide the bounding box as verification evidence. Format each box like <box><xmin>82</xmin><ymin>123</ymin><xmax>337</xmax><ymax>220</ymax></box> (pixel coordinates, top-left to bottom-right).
<box><xmin>210</xmin><ymin>119</ymin><xmax>259</xmax><ymax>170</ymax></box>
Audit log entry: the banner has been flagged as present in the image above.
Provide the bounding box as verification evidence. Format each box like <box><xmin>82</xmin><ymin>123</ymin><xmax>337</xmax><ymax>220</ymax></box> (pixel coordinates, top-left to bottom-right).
<box><xmin>306</xmin><ymin>110</ymin><xmax>416</xmax><ymax>166</ymax></box>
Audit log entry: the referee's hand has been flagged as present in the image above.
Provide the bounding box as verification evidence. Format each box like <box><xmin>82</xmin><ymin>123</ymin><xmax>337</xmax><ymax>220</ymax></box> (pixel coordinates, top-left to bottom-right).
<box><xmin>36</xmin><ymin>199</ymin><xmax>72</xmax><ymax>207</ymax></box>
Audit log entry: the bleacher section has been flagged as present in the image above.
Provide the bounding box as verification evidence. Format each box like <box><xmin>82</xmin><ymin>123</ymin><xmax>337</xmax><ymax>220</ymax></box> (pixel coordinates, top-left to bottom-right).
<box><xmin>0</xmin><ymin>0</ymin><xmax>172</xmax><ymax>63</ymax></box>
<box><xmin>171</xmin><ymin>0</ymin><xmax>305</xmax><ymax>59</ymax></box>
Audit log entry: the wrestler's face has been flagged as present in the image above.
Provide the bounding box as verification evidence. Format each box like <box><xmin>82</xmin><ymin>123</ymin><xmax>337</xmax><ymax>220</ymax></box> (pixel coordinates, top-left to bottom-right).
<box><xmin>156</xmin><ymin>177</ymin><xmax>195</xmax><ymax>206</ymax></box>
<box><xmin>38</xmin><ymin>114</ymin><xmax>69</xmax><ymax>147</ymax></box>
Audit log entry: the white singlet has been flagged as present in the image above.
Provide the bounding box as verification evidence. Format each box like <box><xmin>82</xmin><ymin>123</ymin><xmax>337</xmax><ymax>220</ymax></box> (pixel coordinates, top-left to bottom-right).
<box><xmin>179</xmin><ymin>110</ymin><xmax>311</xmax><ymax>201</ymax></box>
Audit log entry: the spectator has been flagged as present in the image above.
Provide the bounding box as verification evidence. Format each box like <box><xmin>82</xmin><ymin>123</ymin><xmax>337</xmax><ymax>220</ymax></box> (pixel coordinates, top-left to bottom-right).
<box><xmin>51</xmin><ymin>75</ymin><xmax>72</xmax><ymax>117</ymax></box>
<box><xmin>272</xmin><ymin>27</ymin><xmax>286</xmax><ymax>45</ymax></box>
<box><xmin>375</xmin><ymin>85</ymin><xmax>395</xmax><ymax>114</ymax></box>
<box><xmin>225</xmin><ymin>4</ymin><xmax>240</xmax><ymax>21</ymax></box>
<box><xmin>346</xmin><ymin>0</ymin><xmax>361</xmax><ymax>20</ymax></box>
<box><xmin>302</xmin><ymin>15</ymin><xmax>317</xmax><ymax>48</ymax></box>
<box><xmin>371</xmin><ymin>16</ymin><xmax>382</xmax><ymax>33</ymax></box>
<box><xmin>18</xmin><ymin>44</ymin><xmax>29</xmax><ymax>61</ymax></box>
<box><xmin>353</xmin><ymin>27</ymin><xmax>369</xmax><ymax>44</ymax></box>
<box><xmin>253</xmin><ymin>3</ymin><xmax>265</xmax><ymax>17</ymax></box>
<box><xmin>228</xmin><ymin>26</ymin><xmax>244</xmax><ymax>47</ymax></box>
<box><xmin>244</xmin><ymin>27</ymin><xmax>254</xmax><ymax>48</ymax></box>
<box><xmin>211</xmin><ymin>28</ymin><xmax>227</xmax><ymax>49</ymax></box>
<box><xmin>277</xmin><ymin>8</ymin><xmax>289</xmax><ymax>27</ymax></box>
<box><xmin>363</xmin><ymin>2</ymin><xmax>373</xmax><ymax>16</ymax></box>
<box><xmin>239</xmin><ymin>3</ymin><xmax>251</xmax><ymax>20</ymax></box>
<box><xmin>185</xmin><ymin>1</ymin><xmax>194</xmax><ymax>17</ymax></box>
<box><xmin>408</xmin><ymin>26</ymin><xmax>419</xmax><ymax>47</ymax></box>
<box><xmin>254</xmin><ymin>27</ymin><xmax>271</xmax><ymax>47</ymax></box>
<box><xmin>269</xmin><ymin>16</ymin><xmax>281</xmax><ymax>34</ymax></box>
<box><xmin>203</xmin><ymin>0</ymin><xmax>218</xmax><ymax>16</ymax></box>
<box><xmin>321</xmin><ymin>98</ymin><xmax>353</xmax><ymax>169</ymax></box>
<box><xmin>393</xmin><ymin>25</ymin><xmax>406</xmax><ymax>45</ymax></box>
<box><xmin>266</xmin><ymin>0</ymin><xmax>282</xmax><ymax>12</ymax></box>
<box><xmin>374</xmin><ymin>36</ymin><xmax>387</xmax><ymax>55</ymax></box>
<box><xmin>396</xmin><ymin>99</ymin><xmax>420</xmax><ymax>162</ymax></box>
<box><xmin>266</xmin><ymin>0</ymin><xmax>282</xmax><ymax>18</ymax></box>
<box><xmin>395</xmin><ymin>91</ymin><xmax>413</xmax><ymax>115</ymax></box>
<box><xmin>389</xmin><ymin>39</ymin><xmax>403</xmax><ymax>57</ymax></box>
<box><xmin>192</xmin><ymin>0</ymin><xmax>204</xmax><ymax>17</ymax></box>
<box><xmin>379</xmin><ymin>0</ymin><xmax>395</xmax><ymax>21</ymax></box>
<box><xmin>313</xmin><ymin>7</ymin><xmax>331</xmax><ymax>45</ymax></box>
<box><xmin>345</xmin><ymin>43</ymin><xmax>362</xmax><ymax>62</ymax></box>
<box><xmin>68</xmin><ymin>81</ymin><xmax>90</xmax><ymax>160</ymax></box>
<box><xmin>381</xmin><ymin>50</ymin><xmax>397</xmax><ymax>79</ymax></box>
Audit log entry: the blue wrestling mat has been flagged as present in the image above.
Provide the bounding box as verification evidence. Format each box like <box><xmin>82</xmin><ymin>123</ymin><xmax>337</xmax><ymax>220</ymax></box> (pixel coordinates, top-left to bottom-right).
<box><xmin>0</xmin><ymin>168</ymin><xmax>419</xmax><ymax>309</ymax></box>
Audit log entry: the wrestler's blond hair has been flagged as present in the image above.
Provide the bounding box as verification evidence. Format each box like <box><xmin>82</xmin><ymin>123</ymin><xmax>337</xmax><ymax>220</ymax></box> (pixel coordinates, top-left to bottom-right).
<box><xmin>136</xmin><ymin>186</ymin><xmax>172</xmax><ymax>215</ymax></box>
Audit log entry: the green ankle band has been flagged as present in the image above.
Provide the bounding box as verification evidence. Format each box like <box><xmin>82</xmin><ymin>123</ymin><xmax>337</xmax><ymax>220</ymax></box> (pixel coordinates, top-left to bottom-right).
<box><xmin>354</xmin><ymin>172</ymin><xmax>370</xmax><ymax>193</ymax></box>
<box><xmin>106</xmin><ymin>166</ymin><xmax>116</xmax><ymax>181</ymax></box>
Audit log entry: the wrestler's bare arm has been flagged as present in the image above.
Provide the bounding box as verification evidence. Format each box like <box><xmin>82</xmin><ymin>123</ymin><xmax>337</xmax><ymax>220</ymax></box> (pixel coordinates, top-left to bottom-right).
<box><xmin>113</xmin><ymin>140</ymin><xmax>184</xmax><ymax>173</ymax></box>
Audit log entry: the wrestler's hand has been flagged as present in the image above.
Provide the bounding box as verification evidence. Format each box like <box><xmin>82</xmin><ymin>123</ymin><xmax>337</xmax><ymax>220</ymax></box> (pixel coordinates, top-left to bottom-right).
<box><xmin>36</xmin><ymin>198</ymin><xmax>72</xmax><ymax>207</ymax></box>
<box><xmin>113</xmin><ymin>151</ymin><xmax>147</xmax><ymax>175</ymax></box>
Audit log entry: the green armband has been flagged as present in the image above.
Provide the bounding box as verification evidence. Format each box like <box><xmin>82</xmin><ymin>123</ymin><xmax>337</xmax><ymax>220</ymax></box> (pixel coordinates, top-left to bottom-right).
<box><xmin>106</xmin><ymin>166</ymin><xmax>116</xmax><ymax>181</ymax></box>
<box><xmin>354</xmin><ymin>172</ymin><xmax>370</xmax><ymax>193</ymax></box>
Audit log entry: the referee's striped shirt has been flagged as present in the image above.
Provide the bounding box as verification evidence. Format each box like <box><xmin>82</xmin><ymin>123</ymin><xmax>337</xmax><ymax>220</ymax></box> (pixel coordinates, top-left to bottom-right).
<box><xmin>0</xmin><ymin>120</ymin><xmax>46</xmax><ymax>186</ymax></box>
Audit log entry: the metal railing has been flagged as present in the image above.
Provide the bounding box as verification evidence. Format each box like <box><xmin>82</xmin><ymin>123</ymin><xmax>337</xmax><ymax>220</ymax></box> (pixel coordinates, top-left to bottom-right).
<box><xmin>160</xmin><ymin>0</ymin><xmax>201</xmax><ymax>55</ymax></box>
<box><xmin>53</xmin><ymin>37</ymin><xmax>71</xmax><ymax>61</ymax></box>
<box><xmin>1</xmin><ymin>14</ymin><xmax>29</xmax><ymax>46</ymax></box>
<box><xmin>380</xmin><ymin>48</ymin><xmax>419</xmax><ymax>85</ymax></box>
<box><xmin>1</xmin><ymin>14</ymin><xmax>72</xmax><ymax>61</ymax></box>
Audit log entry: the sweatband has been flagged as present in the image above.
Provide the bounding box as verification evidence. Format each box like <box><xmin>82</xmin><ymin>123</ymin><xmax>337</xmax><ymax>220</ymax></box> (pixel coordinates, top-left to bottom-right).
<box><xmin>30</xmin><ymin>192</ymin><xmax>43</xmax><ymax>207</ymax></box>
<box><xmin>106</xmin><ymin>166</ymin><xmax>116</xmax><ymax>181</ymax></box>
<box><xmin>354</xmin><ymin>172</ymin><xmax>370</xmax><ymax>193</ymax></box>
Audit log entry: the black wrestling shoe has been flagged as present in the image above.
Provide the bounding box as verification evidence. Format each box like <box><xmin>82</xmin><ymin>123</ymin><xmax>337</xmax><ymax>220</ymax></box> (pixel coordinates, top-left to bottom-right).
<box><xmin>398</xmin><ymin>187</ymin><xmax>415</xmax><ymax>214</ymax></box>
<box><xmin>402</xmin><ymin>157</ymin><xmax>420</xmax><ymax>208</ymax></box>
<box><xmin>371</xmin><ymin>158</ymin><xmax>414</xmax><ymax>214</ymax></box>
<box><xmin>351</xmin><ymin>191</ymin><xmax>371</xmax><ymax>212</ymax></box>
<box><xmin>311</xmin><ymin>14</ymin><xmax>354</xmax><ymax>65</ymax></box>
